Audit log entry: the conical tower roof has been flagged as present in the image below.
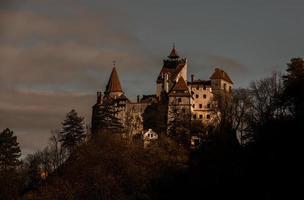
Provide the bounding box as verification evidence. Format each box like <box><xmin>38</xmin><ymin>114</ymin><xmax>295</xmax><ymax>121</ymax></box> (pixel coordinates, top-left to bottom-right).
<box><xmin>105</xmin><ymin>67</ymin><xmax>123</xmax><ymax>94</ymax></box>
<box><xmin>168</xmin><ymin>44</ymin><xmax>180</xmax><ymax>59</ymax></box>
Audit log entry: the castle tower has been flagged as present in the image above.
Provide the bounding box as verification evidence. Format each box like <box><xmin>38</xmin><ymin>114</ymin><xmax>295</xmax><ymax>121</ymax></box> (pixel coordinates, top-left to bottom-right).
<box><xmin>91</xmin><ymin>66</ymin><xmax>129</xmax><ymax>134</ymax></box>
<box><xmin>210</xmin><ymin>68</ymin><xmax>233</xmax><ymax>94</ymax></box>
<box><xmin>167</xmin><ymin>76</ymin><xmax>191</xmax><ymax>135</ymax></box>
<box><xmin>104</xmin><ymin>67</ymin><xmax>124</xmax><ymax>98</ymax></box>
<box><xmin>156</xmin><ymin>45</ymin><xmax>188</xmax><ymax>99</ymax></box>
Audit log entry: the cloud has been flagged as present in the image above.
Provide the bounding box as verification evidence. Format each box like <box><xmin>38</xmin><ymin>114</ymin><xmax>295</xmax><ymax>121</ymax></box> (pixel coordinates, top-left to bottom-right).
<box><xmin>207</xmin><ymin>55</ymin><xmax>248</xmax><ymax>72</ymax></box>
<box><xmin>0</xmin><ymin>88</ymin><xmax>95</xmax><ymax>155</ymax></box>
<box><xmin>0</xmin><ymin>2</ymin><xmax>160</xmax><ymax>155</ymax></box>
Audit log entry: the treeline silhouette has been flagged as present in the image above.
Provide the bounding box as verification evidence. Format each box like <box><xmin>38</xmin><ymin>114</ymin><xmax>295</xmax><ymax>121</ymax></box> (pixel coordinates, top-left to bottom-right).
<box><xmin>0</xmin><ymin>58</ymin><xmax>303</xmax><ymax>199</ymax></box>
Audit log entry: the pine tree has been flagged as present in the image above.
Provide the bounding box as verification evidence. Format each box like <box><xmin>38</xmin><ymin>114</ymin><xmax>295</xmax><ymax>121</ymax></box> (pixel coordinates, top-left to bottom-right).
<box><xmin>0</xmin><ymin>128</ymin><xmax>21</xmax><ymax>171</ymax></box>
<box><xmin>60</xmin><ymin>109</ymin><xmax>86</xmax><ymax>153</ymax></box>
<box><xmin>93</xmin><ymin>99</ymin><xmax>123</xmax><ymax>133</ymax></box>
<box><xmin>283</xmin><ymin>58</ymin><xmax>304</xmax><ymax>119</ymax></box>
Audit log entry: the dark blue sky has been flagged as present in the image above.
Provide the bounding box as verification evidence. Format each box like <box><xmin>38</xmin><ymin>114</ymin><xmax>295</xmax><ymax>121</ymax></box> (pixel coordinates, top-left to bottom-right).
<box><xmin>1</xmin><ymin>0</ymin><xmax>303</xmax><ymax>155</ymax></box>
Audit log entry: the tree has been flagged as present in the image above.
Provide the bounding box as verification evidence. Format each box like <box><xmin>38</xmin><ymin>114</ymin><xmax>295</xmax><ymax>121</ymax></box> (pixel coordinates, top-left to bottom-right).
<box><xmin>24</xmin><ymin>153</ymin><xmax>43</xmax><ymax>190</ymax></box>
<box><xmin>167</xmin><ymin>103</ymin><xmax>191</xmax><ymax>146</ymax></box>
<box><xmin>0</xmin><ymin>128</ymin><xmax>21</xmax><ymax>171</ymax></box>
<box><xmin>60</xmin><ymin>109</ymin><xmax>86</xmax><ymax>154</ymax></box>
<box><xmin>92</xmin><ymin>99</ymin><xmax>123</xmax><ymax>134</ymax></box>
<box><xmin>283</xmin><ymin>58</ymin><xmax>304</xmax><ymax>120</ymax></box>
<box><xmin>142</xmin><ymin>102</ymin><xmax>168</xmax><ymax>134</ymax></box>
<box><xmin>49</xmin><ymin>129</ymin><xmax>67</xmax><ymax>169</ymax></box>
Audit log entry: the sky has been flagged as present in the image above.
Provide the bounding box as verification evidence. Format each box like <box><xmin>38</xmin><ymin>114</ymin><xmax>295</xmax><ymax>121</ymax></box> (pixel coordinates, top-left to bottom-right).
<box><xmin>1</xmin><ymin>0</ymin><xmax>304</xmax><ymax>155</ymax></box>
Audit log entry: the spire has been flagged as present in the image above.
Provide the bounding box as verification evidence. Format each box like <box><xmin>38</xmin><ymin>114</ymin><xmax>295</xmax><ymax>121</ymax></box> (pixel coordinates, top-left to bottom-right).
<box><xmin>105</xmin><ymin>66</ymin><xmax>123</xmax><ymax>94</ymax></box>
<box><xmin>168</xmin><ymin>43</ymin><xmax>180</xmax><ymax>59</ymax></box>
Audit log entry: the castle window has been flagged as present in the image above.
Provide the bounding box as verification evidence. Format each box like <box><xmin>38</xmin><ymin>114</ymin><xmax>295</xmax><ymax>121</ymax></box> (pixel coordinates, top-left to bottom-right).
<box><xmin>193</xmin><ymin>104</ymin><xmax>195</xmax><ymax>108</ymax></box>
<box><xmin>203</xmin><ymin>94</ymin><xmax>207</xmax><ymax>99</ymax></box>
<box><xmin>199</xmin><ymin>104</ymin><xmax>202</xmax><ymax>108</ymax></box>
<box><xmin>193</xmin><ymin>114</ymin><xmax>196</xmax><ymax>119</ymax></box>
<box><xmin>199</xmin><ymin>115</ymin><xmax>203</xmax><ymax>119</ymax></box>
<box><xmin>178</xmin><ymin>98</ymin><xmax>182</xmax><ymax>103</ymax></box>
<box><xmin>207</xmin><ymin>114</ymin><xmax>210</xmax><ymax>119</ymax></box>
<box><xmin>196</xmin><ymin>94</ymin><xmax>199</xmax><ymax>98</ymax></box>
<box><xmin>207</xmin><ymin>104</ymin><xmax>210</xmax><ymax>108</ymax></box>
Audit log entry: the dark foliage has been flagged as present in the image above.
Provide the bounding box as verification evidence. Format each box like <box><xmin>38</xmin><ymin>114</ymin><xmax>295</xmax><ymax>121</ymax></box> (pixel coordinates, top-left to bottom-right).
<box><xmin>143</xmin><ymin>102</ymin><xmax>168</xmax><ymax>134</ymax></box>
<box><xmin>60</xmin><ymin>109</ymin><xmax>86</xmax><ymax>153</ymax></box>
<box><xmin>0</xmin><ymin>128</ymin><xmax>21</xmax><ymax>170</ymax></box>
<box><xmin>92</xmin><ymin>99</ymin><xmax>123</xmax><ymax>134</ymax></box>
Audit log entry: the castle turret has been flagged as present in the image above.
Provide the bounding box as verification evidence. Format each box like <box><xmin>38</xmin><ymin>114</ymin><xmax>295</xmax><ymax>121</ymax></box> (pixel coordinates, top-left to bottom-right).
<box><xmin>210</xmin><ymin>68</ymin><xmax>233</xmax><ymax>94</ymax></box>
<box><xmin>105</xmin><ymin>67</ymin><xmax>123</xmax><ymax>98</ymax></box>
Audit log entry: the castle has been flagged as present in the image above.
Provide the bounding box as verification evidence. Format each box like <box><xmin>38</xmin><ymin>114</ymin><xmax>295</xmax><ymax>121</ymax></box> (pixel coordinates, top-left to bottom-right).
<box><xmin>91</xmin><ymin>46</ymin><xmax>233</xmax><ymax>139</ymax></box>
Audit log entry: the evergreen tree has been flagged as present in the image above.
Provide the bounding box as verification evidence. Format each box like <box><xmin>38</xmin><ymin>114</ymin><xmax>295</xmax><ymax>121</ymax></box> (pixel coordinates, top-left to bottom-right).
<box><xmin>60</xmin><ymin>109</ymin><xmax>86</xmax><ymax>153</ymax></box>
<box><xmin>283</xmin><ymin>58</ymin><xmax>304</xmax><ymax>120</ymax></box>
<box><xmin>93</xmin><ymin>99</ymin><xmax>123</xmax><ymax>133</ymax></box>
<box><xmin>0</xmin><ymin>128</ymin><xmax>21</xmax><ymax>171</ymax></box>
<box><xmin>142</xmin><ymin>102</ymin><xmax>168</xmax><ymax>134</ymax></box>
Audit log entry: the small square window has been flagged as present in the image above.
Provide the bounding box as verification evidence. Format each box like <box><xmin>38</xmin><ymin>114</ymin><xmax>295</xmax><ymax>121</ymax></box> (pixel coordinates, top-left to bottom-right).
<box><xmin>203</xmin><ymin>94</ymin><xmax>207</xmax><ymax>99</ymax></box>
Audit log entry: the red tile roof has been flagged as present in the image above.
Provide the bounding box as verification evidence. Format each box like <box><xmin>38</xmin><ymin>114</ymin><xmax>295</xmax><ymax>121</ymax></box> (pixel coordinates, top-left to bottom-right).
<box><xmin>105</xmin><ymin>67</ymin><xmax>123</xmax><ymax>93</ymax></box>
<box><xmin>157</xmin><ymin>58</ymin><xmax>186</xmax><ymax>83</ymax></box>
<box><xmin>210</xmin><ymin>68</ymin><xmax>233</xmax><ymax>84</ymax></box>
<box><xmin>172</xmin><ymin>76</ymin><xmax>189</xmax><ymax>91</ymax></box>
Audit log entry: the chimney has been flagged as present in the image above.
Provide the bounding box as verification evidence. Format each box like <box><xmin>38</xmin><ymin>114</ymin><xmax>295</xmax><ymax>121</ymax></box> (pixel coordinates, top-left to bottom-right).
<box><xmin>137</xmin><ymin>95</ymin><xmax>140</xmax><ymax>103</ymax></box>
<box><xmin>97</xmin><ymin>91</ymin><xmax>103</xmax><ymax>104</ymax></box>
<box><xmin>191</xmin><ymin>74</ymin><xmax>194</xmax><ymax>83</ymax></box>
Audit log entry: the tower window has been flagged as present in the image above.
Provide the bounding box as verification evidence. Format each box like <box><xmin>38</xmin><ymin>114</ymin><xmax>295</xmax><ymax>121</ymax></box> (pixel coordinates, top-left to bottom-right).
<box><xmin>199</xmin><ymin>115</ymin><xmax>203</xmax><ymax>119</ymax></box>
<box><xmin>207</xmin><ymin>114</ymin><xmax>210</xmax><ymax>119</ymax></box>
<box><xmin>207</xmin><ymin>104</ymin><xmax>210</xmax><ymax>108</ymax></box>
<box><xmin>196</xmin><ymin>94</ymin><xmax>199</xmax><ymax>98</ymax></box>
<box><xmin>199</xmin><ymin>104</ymin><xmax>202</xmax><ymax>108</ymax></box>
<box><xmin>203</xmin><ymin>94</ymin><xmax>207</xmax><ymax>99</ymax></box>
